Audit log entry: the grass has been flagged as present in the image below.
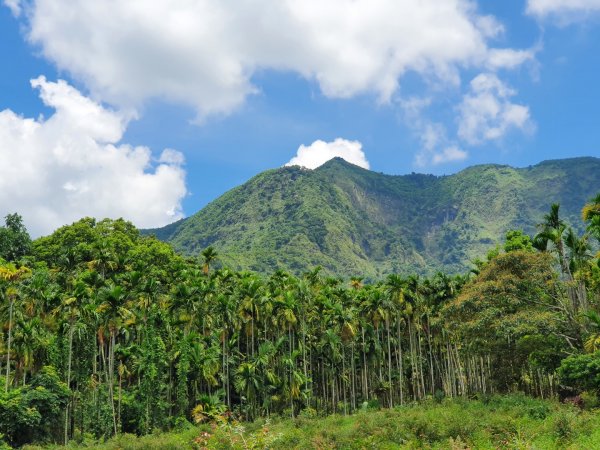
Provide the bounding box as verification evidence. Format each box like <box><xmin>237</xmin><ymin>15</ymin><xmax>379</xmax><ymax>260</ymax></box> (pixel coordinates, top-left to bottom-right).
<box><xmin>24</xmin><ymin>394</ymin><xmax>600</xmax><ymax>449</ymax></box>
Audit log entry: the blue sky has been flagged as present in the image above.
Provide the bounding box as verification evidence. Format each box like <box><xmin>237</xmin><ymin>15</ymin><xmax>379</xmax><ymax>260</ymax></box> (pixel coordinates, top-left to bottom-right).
<box><xmin>0</xmin><ymin>0</ymin><xmax>599</xmax><ymax>236</ymax></box>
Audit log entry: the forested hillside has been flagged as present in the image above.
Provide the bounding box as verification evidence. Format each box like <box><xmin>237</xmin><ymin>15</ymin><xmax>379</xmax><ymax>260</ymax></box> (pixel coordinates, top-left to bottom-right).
<box><xmin>1</xmin><ymin>192</ymin><xmax>600</xmax><ymax>448</ymax></box>
<box><xmin>147</xmin><ymin>157</ymin><xmax>600</xmax><ymax>278</ymax></box>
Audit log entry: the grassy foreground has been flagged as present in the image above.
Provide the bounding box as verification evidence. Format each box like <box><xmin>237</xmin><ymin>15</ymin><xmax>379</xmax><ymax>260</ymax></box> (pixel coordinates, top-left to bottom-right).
<box><xmin>24</xmin><ymin>395</ymin><xmax>600</xmax><ymax>449</ymax></box>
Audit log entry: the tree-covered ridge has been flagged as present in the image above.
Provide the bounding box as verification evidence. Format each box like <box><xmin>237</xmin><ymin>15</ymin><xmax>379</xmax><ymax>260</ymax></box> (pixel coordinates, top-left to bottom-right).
<box><xmin>0</xmin><ymin>192</ymin><xmax>600</xmax><ymax>448</ymax></box>
<box><xmin>146</xmin><ymin>156</ymin><xmax>600</xmax><ymax>278</ymax></box>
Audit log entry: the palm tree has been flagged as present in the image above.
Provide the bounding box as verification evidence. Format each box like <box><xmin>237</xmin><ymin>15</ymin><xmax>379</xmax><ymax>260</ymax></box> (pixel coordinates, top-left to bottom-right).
<box><xmin>237</xmin><ymin>274</ymin><xmax>263</xmax><ymax>358</ymax></box>
<box><xmin>0</xmin><ymin>263</ymin><xmax>30</xmax><ymax>392</ymax></box>
<box><xmin>12</xmin><ymin>316</ymin><xmax>45</xmax><ymax>385</ymax></box>
<box><xmin>535</xmin><ymin>203</ymin><xmax>582</xmax><ymax>313</ymax></box>
<box><xmin>318</xmin><ymin>328</ymin><xmax>342</xmax><ymax>413</ymax></box>
<box><xmin>201</xmin><ymin>247</ymin><xmax>218</xmax><ymax>275</ymax></box>
<box><xmin>96</xmin><ymin>283</ymin><xmax>132</xmax><ymax>435</ymax></box>
<box><xmin>583</xmin><ymin>311</ymin><xmax>600</xmax><ymax>353</ymax></box>
<box><xmin>252</xmin><ymin>341</ymin><xmax>278</xmax><ymax>415</ymax></box>
<box><xmin>349</xmin><ymin>277</ymin><xmax>363</xmax><ymax>290</ymax></box>
<box><xmin>582</xmin><ymin>193</ymin><xmax>600</xmax><ymax>241</ymax></box>
<box><xmin>564</xmin><ymin>228</ymin><xmax>592</xmax><ymax>312</ymax></box>
<box><xmin>234</xmin><ymin>361</ymin><xmax>260</xmax><ymax>420</ymax></box>
<box><xmin>55</xmin><ymin>280</ymin><xmax>89</xmax><ymax>443</ymax></box>
<box><xmin>536</xmin><ymin>204</ymin><xmax>570</xmax><ymax>275</ymax></box>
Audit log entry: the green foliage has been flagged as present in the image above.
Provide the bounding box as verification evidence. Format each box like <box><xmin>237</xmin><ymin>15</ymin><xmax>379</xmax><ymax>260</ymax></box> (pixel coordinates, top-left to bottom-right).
<box><xmin>557</xmin><ymin>351</ymin><xmax>600</xmax><ymax>393</ymax></box>
<box><xmin>0</xmin><ymin>367</ymin><xmax>69</xmax><ymax>446</ymax></box>
<box><xmin>553</xmin><ymin>409</ymin><xmax>577</xmax><ymax>441</ymax></box>
<box><xmin>0</xmin><ymin>213</ymin><xmax>32</xmax><ymax>262</ymax></box>
<box><xmin>445</xmin><ymin>251</ymin><xmax>568</xmax><ymax>388</ymax></box>
<box><xmin>579</xmin><ymin>391</ymin><xmax>599</xmax><ymax>409</ymax></box>
<box><xmin>39</xmin><ymin>395</ymin><xmax>600</xmax><ymax>449</ymax></box>
<box><xmin>0</xmin><ymin>436</ymin><xmax>10</xmax><ymax>450</ymax></box>
<box><xmin>582</xmin><ymin>193</ymin><xmax>600</xmax><ymax>242</ymax></box>
<box><xmin>191</xmin><ymin>394</ymin><xmax>227</xmax><ymax>424</ymax></box>
<box><xmin>0</xmin><ymin>388</ymin><xmax>42</xmax><ymax>447</ymax></box>
<box><xmin>504</xmin><ymin>229</ymin><xmax>534</xmax><ymax>253</ymax></box>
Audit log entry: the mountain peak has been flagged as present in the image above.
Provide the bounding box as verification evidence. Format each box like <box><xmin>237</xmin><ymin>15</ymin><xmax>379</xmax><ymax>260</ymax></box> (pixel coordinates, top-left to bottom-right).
<box><xmin>316</xmin><ymin>156</ymin><xmax>369</xmax><ymax>172</ymax></box>
<box><xmin>146</xmin><ymin>157</ymin><xmax>600</xmax><ymax>278</ymax></box>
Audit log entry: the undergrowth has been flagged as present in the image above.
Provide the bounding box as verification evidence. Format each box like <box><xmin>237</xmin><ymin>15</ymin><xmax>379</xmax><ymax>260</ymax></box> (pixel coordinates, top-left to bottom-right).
<box><xmin>23</xmin><ymin>394</ymin><xmax>600</xmax><ymax>450</ymax></box>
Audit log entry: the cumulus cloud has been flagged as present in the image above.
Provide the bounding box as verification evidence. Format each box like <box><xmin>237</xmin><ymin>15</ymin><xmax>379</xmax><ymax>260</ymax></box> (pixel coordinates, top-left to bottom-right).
<box><xmin>486</xmin><ymin>48</ymin><xmax>537</xmax><ymax>70</ymax></box>
<box><xmin>431</xmin><ymin>146</ymin><xmax>468</xmax><ymax>165</ymax></box>
<box><xmin>0</xmin><ymin>77</ymin><xmax>187</xmax><ymax>237</ymax></box>
<box><xmin>398</xmin><ymin>98</ymin><xmax>465</xmax><ymax>167</ymax></box>
<box><xmin>3</xmin><ymin>0</ymin><xmax>20</xmax><ymax>15</ymax></box>
<box><xmin>285</xmin><ymin>138</ymin><xmax>369</xmax><ymax>170</ymax></box>
<box><xmin>527</xmin><ymin>0</ymin><xmax>600</xmax><ymax>20</ymax></box>
<box><xmin>6</xmin><ymin>0</ymin><xmax>531</xmax><ymax>118</ymax></box>
<box><xmin>457</xmin><ymin>73</ymin><xmax>533</xmax><ymax>145</ymax></box>
<box><xmin>415</xmin><ymin>143</ymin><xmax>468</xmax><ymax>167</ymax></box>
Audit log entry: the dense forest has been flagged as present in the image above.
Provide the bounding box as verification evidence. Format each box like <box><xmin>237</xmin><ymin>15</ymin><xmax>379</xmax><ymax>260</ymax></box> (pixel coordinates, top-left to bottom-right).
<box><xmin>1</xmin><ymin>194</ymin><xmax>600</xmax><ymax>448</ymax></box>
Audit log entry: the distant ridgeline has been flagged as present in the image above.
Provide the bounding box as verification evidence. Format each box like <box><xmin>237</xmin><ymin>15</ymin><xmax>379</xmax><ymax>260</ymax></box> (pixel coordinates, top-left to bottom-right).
<box><xmin>144</xmin><ymin>157</ymin><xmax>600</xmax><ymax>278</ymax></box>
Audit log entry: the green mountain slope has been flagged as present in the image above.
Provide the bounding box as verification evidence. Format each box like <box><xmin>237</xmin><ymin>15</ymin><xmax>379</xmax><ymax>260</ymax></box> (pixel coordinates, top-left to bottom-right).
<box><xmin>146</xmin><ymin>156</ymin><xmax>600</xmax><ymax>278</ymax></box>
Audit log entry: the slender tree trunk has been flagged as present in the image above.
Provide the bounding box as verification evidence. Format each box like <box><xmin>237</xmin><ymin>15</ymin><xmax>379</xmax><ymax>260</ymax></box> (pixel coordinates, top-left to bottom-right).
<box><xmin>118</xmin><ymin>369</ymin><xmax>124</xmax><ymax>428</ymax></box>
<box><xmin>64</xmin><ymin>323</ymin><xmax>74</xmax><ymax>444</ymax></box>
<box><xmin>109</xmin><ymin>332</ymin><xmax>118</xmax><ymax>435</ymax></box>
<box><xmin>417</xmin><ymin>328</ymin><xmax>426</xmax><ymax>399</ymax></box>
<box><xmin>426</xmin><ymin>316</ymin><xmax>435</xmax><ymax>396</ymax></box>
<box><xmin>4</xmin><ymin>298</ymin><xmax>14</xmax><ymax>392</ymax></box>
<box><xmin>386</xmin><ymin>317</ymin><xmax>393</xmax><ymax>408</ymax></box>
<box><xmin>331</xmin><ymin>366</ymin><xmax>336</xmax><ymax>414</ymax></box>
<box><xmin>351</xmin><ymin>342</ymin><xmax>356</xmax><ymax>411</ymax></box>
<box><xmin>362</xmin><ymin>328</ymin><xmax>368</xmax><ymax>400</ymax></box>
<box><xmin>396</xmin><ymin>318</ymin><xmax>404</xmax><ymax>405</ymax></box>
<box><xmin>342</xmin><ymin>344</ymin><xmax>347</xmax><ymax>415</ymax></box>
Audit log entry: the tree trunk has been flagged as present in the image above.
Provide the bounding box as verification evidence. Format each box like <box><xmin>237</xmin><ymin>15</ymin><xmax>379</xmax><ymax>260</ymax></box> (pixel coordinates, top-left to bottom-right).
<box><xmin>109</xmin><ymin>331</ymin><xmax>118</xmax><ymax>435</ymax></box>
<box><xmin>64</xmin><ymin>323</ymin><xmax>74</xmax><ymax>444</ymax></box>
<box><xmin>4</xmin><ymin>298</ymin><xmax>14</xmax><ymax>392</ymax></box>
<box><xmin>386</xmin><ymin>317</ymin><xmax>393</xmax><ymax>408</ymax></box>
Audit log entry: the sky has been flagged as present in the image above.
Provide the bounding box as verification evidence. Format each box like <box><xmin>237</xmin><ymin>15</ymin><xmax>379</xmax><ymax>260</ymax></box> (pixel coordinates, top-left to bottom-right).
<box><xmin>1</xmin><ymin>0</ymin><xmax>599</xmax><ymax>237</ymax></box>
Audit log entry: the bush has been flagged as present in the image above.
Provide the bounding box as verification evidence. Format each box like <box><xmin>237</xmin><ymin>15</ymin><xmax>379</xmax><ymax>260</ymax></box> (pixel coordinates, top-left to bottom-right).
<box><xmin>553</xmin><ymin>410</ymin><xmax>576</xmax><ymax>441</ymax></box>
<box><xmin>557</xmin><ymin>351</ymin><xmax>600</xmax><ymax>393</ymax></box>
<box><xmin>0</xmin><ymin>434</ymin><xmax>12</xmax><ymax>450</ymax></box>
<box><xmin>578</xmin><ymin>391</ymin><xmax>599</xmax><ymax>409</ymax></box>
<box><xmin>527</xmin><ymin>404</ymin><xmax>550</xmax><ymax>420</ymax></box>
<box><xmin>298</xmin><ymin>407</ymin><xmax>317</xmax><ymax>419</ymax></box>
<box><xmin>0</xmin><ymin>366</ymin><xmax>69</xmax><ymax>447</ymax></box>
<box><xmin>434</xmin><ymin>389</ymin><xmax>445</xmax><ymax>404</ymax></box>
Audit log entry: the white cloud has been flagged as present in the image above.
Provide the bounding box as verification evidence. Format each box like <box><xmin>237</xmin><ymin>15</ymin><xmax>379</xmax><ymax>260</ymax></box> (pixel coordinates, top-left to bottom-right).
<box><xmin>400</xmin><ymin>98</ymin><xmax>466</xmax><ymax>168</ymax></box>
<box><xmin>486</xmin><ymin>48</ymin><xmax>536</xmax><ymax>70</ymax></box>
<box><xmin>285</xmin><ymin>138</ymin><xmax>369</xmax><ymax>170</ymax></box>
<box><xmin>10</xmin><ymin>0</ymin><xmax>531</xmax><ymax>118</ymax></box>
<box><xmin>431</xmin><ymin>146</ymin><xmax>468</xmax><ymax>165</ymax></box>
<box><xmin>3</xmin><ymin>0</ymin><xmax>21</xmax><ymax>15</ymax></box>
<box><xmin>527</xmin><ymin>0</ymin><xmax>600</xmax><ymax>20</ymax></box>
<box><xmin>457</xmin><ymin>73</ymin><xmax>533</xmax><ymax>145</ymax></box>
<box><xmin>421</xmin><ymin>123</ymin><xmax>447</xmax><ymax>153</ymax></box>
<box><xmin>0</xmin><ymin>77</ymin><xmax>187</xmax><ymax>237</ymax></box>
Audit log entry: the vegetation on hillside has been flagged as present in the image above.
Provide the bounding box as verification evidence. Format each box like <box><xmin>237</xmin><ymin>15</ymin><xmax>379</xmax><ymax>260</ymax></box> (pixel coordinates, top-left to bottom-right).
<box><xmin>0</xmin><ymin>191</ymin><xmax>599</xmax><ymax>448</ymax></box>
<box><xmin>146</xmin><ymin>157</ymin><xmax>600</xmax><ymax>278</ymax></box>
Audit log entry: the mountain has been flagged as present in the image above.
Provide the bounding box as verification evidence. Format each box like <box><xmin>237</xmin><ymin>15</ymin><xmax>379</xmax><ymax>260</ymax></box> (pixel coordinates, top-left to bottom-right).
<box><xmin>145</xmin><ymin>156</ymin><xmax>600</xmax><ymax>278</ymax></box>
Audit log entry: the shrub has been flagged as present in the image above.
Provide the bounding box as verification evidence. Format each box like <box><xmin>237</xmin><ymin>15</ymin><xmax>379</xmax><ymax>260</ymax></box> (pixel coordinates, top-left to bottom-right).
<box><xmin>557</xmin><ymin>351</ymin><xmax>600</xmax><ymax>393</ymax></box>
<box><xmin>527</xmin><ymin>404</ymin><xmax>550</xmax><ymax>420</ymax></box>
<box><xmin>434</xmin><ymin>389</ymin><xmax>445</xmax><ymax>404</ymax></box>
<box><xmin>0</xmin><ymin>366</ymin><xmax>69</xmax><ymax>447</ymax></box>
<box><xmin>580</xmin><ymin>391</ymin><xmax>599</xmax><ymax>409</ymax></box>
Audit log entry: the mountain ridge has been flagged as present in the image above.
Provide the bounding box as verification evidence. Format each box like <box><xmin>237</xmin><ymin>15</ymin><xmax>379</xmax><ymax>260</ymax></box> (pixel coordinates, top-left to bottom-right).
<box><xmin>144</xmin><ymin>156</ymin><xmax>600</xmax><ymax>278</ymax></box>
